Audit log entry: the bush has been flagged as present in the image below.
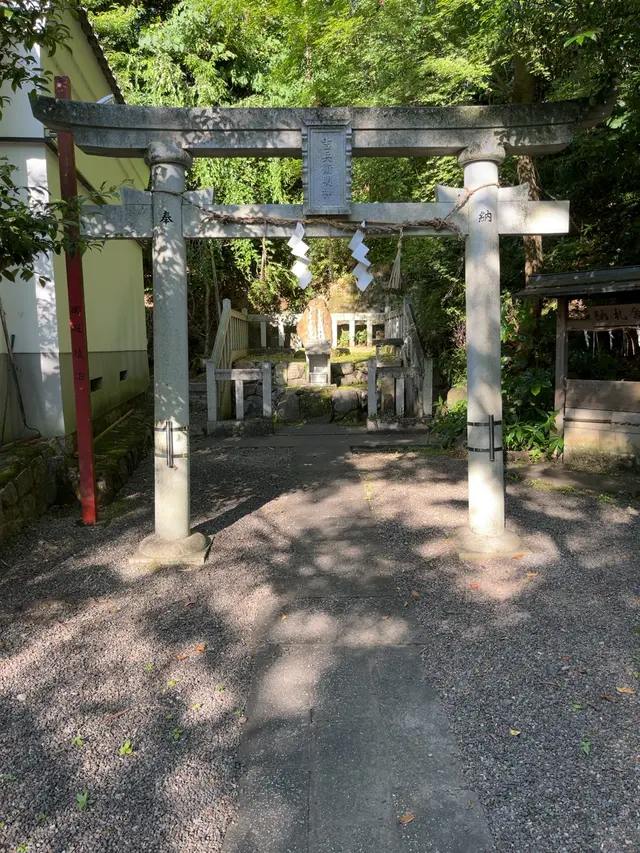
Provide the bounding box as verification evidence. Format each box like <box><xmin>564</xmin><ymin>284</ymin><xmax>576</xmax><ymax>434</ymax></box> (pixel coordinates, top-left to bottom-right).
<box><xmin>431</xmin><ymin>367</ymin><xmax>564</xmax><ymax>460</ymax></box>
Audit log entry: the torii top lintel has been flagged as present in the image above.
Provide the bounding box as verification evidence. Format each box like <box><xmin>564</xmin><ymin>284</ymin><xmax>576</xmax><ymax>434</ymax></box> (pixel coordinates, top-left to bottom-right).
<box><xmin>31</xmin><ymin>97</ymin><xmax>610</xmax><ymax>159</ymax></box>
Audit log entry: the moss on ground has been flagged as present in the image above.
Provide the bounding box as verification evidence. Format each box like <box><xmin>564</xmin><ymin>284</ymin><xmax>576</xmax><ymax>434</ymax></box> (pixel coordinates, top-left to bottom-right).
<box><xmin>0</xmin><ymin>443</ymin><xmax>47</xmax><ymax>489</ymax></box>
<box><xmin>330</xmin><ymin>348</ymin><xmax>375</xmax><ymax>364</ymax></box>
<box><xmin>239</xmin><ymin>351</ymin><xmax>305</xmax><ymax>365</ymax></box>
<box><xmin>298</xmin><ymin>387</ymin><xmax>333</xmax><ymax>419</ymax></box>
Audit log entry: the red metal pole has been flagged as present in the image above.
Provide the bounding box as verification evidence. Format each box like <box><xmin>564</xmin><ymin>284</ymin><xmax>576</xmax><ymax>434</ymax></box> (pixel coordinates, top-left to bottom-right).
<box><xmin>55</xmin><ymin>76</ymin><xmax>98</xmax><ymax>524</ymax></box>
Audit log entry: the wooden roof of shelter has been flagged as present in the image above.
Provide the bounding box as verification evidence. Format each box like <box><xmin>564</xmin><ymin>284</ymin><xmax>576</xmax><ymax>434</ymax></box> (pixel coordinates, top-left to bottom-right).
<box><xmin>515</xmin><ymin>265</ymin><xmax>640</xmax><ymax>298</ymax></box>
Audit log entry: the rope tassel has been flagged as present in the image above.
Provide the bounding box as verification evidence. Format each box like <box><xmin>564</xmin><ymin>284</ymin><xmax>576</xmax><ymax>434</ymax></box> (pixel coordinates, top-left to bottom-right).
<box><xmin>386</xmin><ymin>230</ymin><xmax>403</xmax><ymax>290</ymax></box>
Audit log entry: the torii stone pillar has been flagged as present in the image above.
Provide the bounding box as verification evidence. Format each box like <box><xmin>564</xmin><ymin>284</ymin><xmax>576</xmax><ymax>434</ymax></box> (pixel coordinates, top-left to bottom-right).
<box><xmin>454</xmin><ymin>144</ymin><xmax>523</xmax><ymax>557</ymax></box>
<box><xmin>131</xmin><ymin>142</ymin><xmax>210</xmax><ymax>565</ymax></box>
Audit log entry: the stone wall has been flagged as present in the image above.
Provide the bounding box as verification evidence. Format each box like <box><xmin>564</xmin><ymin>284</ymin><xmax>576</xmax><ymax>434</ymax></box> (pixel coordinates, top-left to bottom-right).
<box><xmin>231</xmin><ymin>358</ymin><xmax>370</xmax><ymax>423</ymax></box>
<box><xmin>0</xmin><ymin>404</ymin><xmax>153</xmax><ymax>545</ymax></box>
<box><xmin>0</xmin><ymin>440</ymin><xmax>61</xmax><ymax>543</ymax></box>
<box><xmin>331</xmin><ymin>360</ymin><xmax>368</xmax><ymax>386</ymax></box>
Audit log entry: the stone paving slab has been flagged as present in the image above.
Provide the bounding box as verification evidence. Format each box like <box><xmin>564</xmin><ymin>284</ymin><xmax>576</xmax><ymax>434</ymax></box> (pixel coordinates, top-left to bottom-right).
<box><xmin>222</xmin><ymin>767</ymin><xmax>309</xmax><ymax>853</ymax></box>
<box><xmin>222</xmin><ymin>439</ymin><xmax>493</xmax><ymax>853</ymax></box>
<box><xmin>265</xmin><ymin>597</ymin><xmax>429</xmax><ymax>646</ymax></box>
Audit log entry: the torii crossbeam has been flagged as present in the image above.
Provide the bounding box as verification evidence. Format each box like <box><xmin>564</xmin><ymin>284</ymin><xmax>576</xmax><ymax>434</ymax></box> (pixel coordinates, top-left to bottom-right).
<box><xmin>32</xmin><ymin>92</ymin><xmax>610</xmax><ymax>562</ymax></box>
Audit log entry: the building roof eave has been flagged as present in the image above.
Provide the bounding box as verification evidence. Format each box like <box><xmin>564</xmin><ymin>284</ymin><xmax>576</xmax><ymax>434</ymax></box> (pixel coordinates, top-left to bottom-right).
<box><xmin>76</xmin><ymin>7</ymin><xmax>125</xmax><ymax>105</ymax></box>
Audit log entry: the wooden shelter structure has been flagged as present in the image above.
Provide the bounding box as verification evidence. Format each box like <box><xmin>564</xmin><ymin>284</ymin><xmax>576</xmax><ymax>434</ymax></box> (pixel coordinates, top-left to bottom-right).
<box><xmin>518</xmin><ymin>266</ymin><xmax>640</xmax><ymax>458</ymax></box>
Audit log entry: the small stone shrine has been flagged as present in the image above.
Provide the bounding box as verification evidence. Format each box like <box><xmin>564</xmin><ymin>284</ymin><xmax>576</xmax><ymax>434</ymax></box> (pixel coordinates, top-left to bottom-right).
<box><xmin>297</xmin><ymin>297</ymin><xmax>332</xmax><ymax>385</ymax></box>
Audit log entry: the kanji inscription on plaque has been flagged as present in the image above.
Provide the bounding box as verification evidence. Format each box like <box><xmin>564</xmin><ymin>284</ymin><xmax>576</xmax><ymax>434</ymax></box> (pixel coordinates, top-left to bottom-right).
<box><xmin>302</xmin><ymin>123</ymin><xmax>352</xmax><ymax>215</ymax></box>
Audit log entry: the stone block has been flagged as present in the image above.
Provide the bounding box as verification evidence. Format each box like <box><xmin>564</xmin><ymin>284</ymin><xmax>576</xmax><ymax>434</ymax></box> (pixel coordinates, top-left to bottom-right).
<box><xmin>14</xmin><ymin>467</ymin><xmax>34</xmax><ymax>499</ymax></box>
<box><xmin>118</xmin><ymin>457</ymin><xmax>130</xmax><ymax>483</ymax></box>
<box><xmin>298</xmin><ymin>389</ymin><xmax>332</xmax><ymax>422</ymax></box>
<box><xmin>1</xmin><ymin>482</ymin><xmax>18</xmax><ymax>508</ymax></box>
<box><xmin>234</xmin><ymin>359</ymin><xmax>257</xmax><ymax>369</ymax></box>
<box><xmin>244</xmin><ymin>394</ymin><xmax>264</xmax><ymax>419</ymax></box>
<box><xmin>287</xmin><ymin>362</ymin><xmax>307</xmax><ymax>384</ymax></box>
<box><xmin>276</xmin><ymin>389</ymin><xmax>300</xmax><ymax>422</ymax></box>
<box><xmin>331</xmin><ymin>389</ymin><xmax>359</xmax><ymax>418</ymax></box>
<box><xmin>332</xmin><ymin>361</ymin><xmax>354</xmax><ymax>377</ymax></box>
<box><xmin>274</xmin><ymin>363</ymin><xmax>287</xmax><ymax>387</ymax></box>
<box><xmin>20</xmin><ymin>493</ymin><xmax>37</xmax><ymax>522</ymax></box>
<box><xmin>207</xmin><ymin>419</ymin><xmax>273</xmax><ymax>437</ymax></box>
<box><xmin>354</xmin><ymin>365</ymin><xmax>367</xmax><ymax>381</ymax></box>
<box><xmin>446</xmin><ymin>384</ymin><xmax>467</xmax><ymax>407</ymax></box>
<box><xmin>3</xmin><ymin>504</ymin><xmax>21</xmax><ymax>523</ymax></box>
<box><xmin>30</xmin><ymin>455</ymin><xmax>48</xmax><ymax>485</ymax></box>
<box><xmin>243</xmin><ymin>381</ymin><xmax>260</xmax><ymax>397</ymax></box>
<box><xmin>337</xmin><ymin>371</ymin><xmax>359</xmax><ymax>386</ymax></box>
<box><xmin>0</xmin><ymin>520</ymin><xmax>23</xmax><ymax>541</ymax></box>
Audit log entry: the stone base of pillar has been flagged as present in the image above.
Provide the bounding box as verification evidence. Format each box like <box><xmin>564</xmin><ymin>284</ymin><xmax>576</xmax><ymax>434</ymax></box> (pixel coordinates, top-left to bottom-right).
<box><xmin>130</xmin><ymin>532</ymin><xmax>211</xmax><ymax>567</ymax></box>
<box><xmin>452</xmin><ymin>526</ymin><xmax>532</xmax><ymax>561</ymax></box>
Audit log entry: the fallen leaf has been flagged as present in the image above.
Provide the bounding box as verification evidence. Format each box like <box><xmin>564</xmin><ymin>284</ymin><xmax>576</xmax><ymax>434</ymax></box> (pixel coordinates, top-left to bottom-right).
<box><xmin>470</xmin><ymin>582</ymin><xmax>480</xmax><ymax>591</ymax></box>
<box><xmin>512</xmin><ymin>553</ymin><xmax>525</xmax><ymax>559</ymax></box>
<box><xmin>184</xmin><ymin>601</ymin><xmax>196</xmax><ymax>607</ymax></box>
<box><xmin>403</xmin><ymin>600</ymin><xmax>409</xmax><ymax>608</ymax></box>
<box><xmin>175</xmin><ymin>653</ymin><xmax>188</xmax><ymax>660</ymax></box>
<box><xmin>191</xmin><ymin>703</ymin><xmax>202</xmax><ymax>711</ymax></box>
<box><xmin>467</xmin><ymin>799</ymin><xmax>474</xmax><ymax>809</ymax></box>
<box><xmin>600</xmin><ymin>694</ymin><xmax>617</xmax><ymax>702</ymax></box>
<box><xmin>561</xmin><ymin>655</ymin><xmax>569</xmax><ymax>662</ymax></box>
<box><xmin>410</xmin><ymin>591</ymin><xmax>420</xmax><ymax>599</ymax></box>
<box><xmin>280</xmin><ymin>613</ymin><xmax>287</xmax><ymax>621</ymax></box>
<box><xmin>509</xmin><ymin>729</ymin><xmax>521</xmax><ymax>736</ymax></box>
<box><xmin>526</xmin><ymin>572</ymin><xmax>538</xmax><ymax>578</ymax></box>
<box><xmin>194</xmin><ymin>643</ymin><xmax>206</xmax><ymax>653</ymax></box>
<box><xmin>381</xmin><ymin>615</ymin><xmax>390</xmax><ymax>621</ymax></box>
<box><xmin>616</xmin><ymin>686</ymin><xmax>637</xmax><ymax>695</ymax></box>
<box><xmin>398</xmin><ymin>813</ymin><xmax>415</xmax><ymax>825</ymax></box>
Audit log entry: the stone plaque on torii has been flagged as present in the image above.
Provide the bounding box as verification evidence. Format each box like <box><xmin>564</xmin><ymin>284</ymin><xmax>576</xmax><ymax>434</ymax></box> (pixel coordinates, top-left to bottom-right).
<box><xmin>31</xmin><ymin>93</ymin><xmax>611</xmax><ymax>562</ymax></box>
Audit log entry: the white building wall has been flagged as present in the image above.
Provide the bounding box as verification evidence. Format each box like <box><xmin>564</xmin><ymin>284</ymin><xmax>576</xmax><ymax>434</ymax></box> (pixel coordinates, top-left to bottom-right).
<box><xmin>0</xmin><ymin>16</ymin><xmax>150</xmax><ymax>442</ymax></box>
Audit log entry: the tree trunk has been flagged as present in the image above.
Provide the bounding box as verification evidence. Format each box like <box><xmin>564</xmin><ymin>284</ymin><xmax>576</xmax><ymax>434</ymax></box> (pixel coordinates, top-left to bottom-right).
<box><xmin>207</xmin><ymin>241</ymin><xmax>221</xmax><ymax>357</ymax></box>
<box><xmin>513</xmin><ymin>56</ymin><xmax>543</xmax><ymax>349</ymax></box>
<box><xmin>517</xmin><ymin>154</ymin><xmax>544</xmax><ymax>282</ymax></box>
<box><xmin>512</xmin><ymin>56</ymin><xmax>543</xmax><ymax>284</ymax></box>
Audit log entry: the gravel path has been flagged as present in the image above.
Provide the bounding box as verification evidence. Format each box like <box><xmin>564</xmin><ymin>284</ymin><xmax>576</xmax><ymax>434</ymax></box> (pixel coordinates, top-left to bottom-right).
<box><xmin>352</xmin><ymin>451</ymin><xmax>640</xmax><ymax>853</ymax></box>
<box><xmin>1</xmin><ymin>442</ymin><xmax>638</xmax><ymax>853</ymax></box>
<box><xmin>0</xmin><ymin>441</ymin><xmax>298</xmax><ymax>853</ymax></box>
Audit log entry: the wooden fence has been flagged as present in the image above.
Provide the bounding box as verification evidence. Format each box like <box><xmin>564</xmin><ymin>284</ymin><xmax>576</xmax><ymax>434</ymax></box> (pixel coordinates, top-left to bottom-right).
<box><xmin>370</xmin><ymin>298</ymin><xmax>433</xmax><ymax>421</ymax></box>
<box><xmin>209</xmin><ymin>298</ymin><xmax>250</xmax><ymax>419</ymax></box>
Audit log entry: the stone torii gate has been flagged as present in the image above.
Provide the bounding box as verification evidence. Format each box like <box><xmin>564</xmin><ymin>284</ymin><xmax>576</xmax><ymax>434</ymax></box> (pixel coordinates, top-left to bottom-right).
<box><xmin>32</xmin><ymin>95</ymin><xmax>609</xmax><ymax>563</ymax></box>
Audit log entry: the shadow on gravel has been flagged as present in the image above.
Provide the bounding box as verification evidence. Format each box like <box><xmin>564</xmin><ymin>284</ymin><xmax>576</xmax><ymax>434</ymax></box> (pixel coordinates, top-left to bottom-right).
<box><xmin>0</xmin><ymin>446</ymin><xmax>638</xmax><ymax>852</ymax></box>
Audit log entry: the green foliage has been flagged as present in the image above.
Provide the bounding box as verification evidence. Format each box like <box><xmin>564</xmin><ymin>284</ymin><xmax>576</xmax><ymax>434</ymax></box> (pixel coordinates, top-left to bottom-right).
<box><xmin>119</xmin><ymin>739</ymin><xmax>133</xmax><ymax>757</ymax></box>
<box><xmin>1</xmin><ymin>2</ymin><xmax>119</xmax><ymax>285</ymax></box>
<box><xmin>432</xmin><ymin>372</ymin><xmax>563</xmax><ymax>459</ymax></box>
<box><xmin>82</xmin><ymin>0</ymin><xmax>640</xmax><ymax>437</ymax></box>
<box><xmin>431</xmin><ymin>398</ymin><xmax>467</xmax><ymax>448</ymax></box>
<box><xmin>76</xmin><ymin>791</ymin><xmax>90</xmax><ymax>811</ymax></box>
<box><xmin>0</xmin><ymin>1</ymin><xmax>74</xmax><ymax>119</ymax></box>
